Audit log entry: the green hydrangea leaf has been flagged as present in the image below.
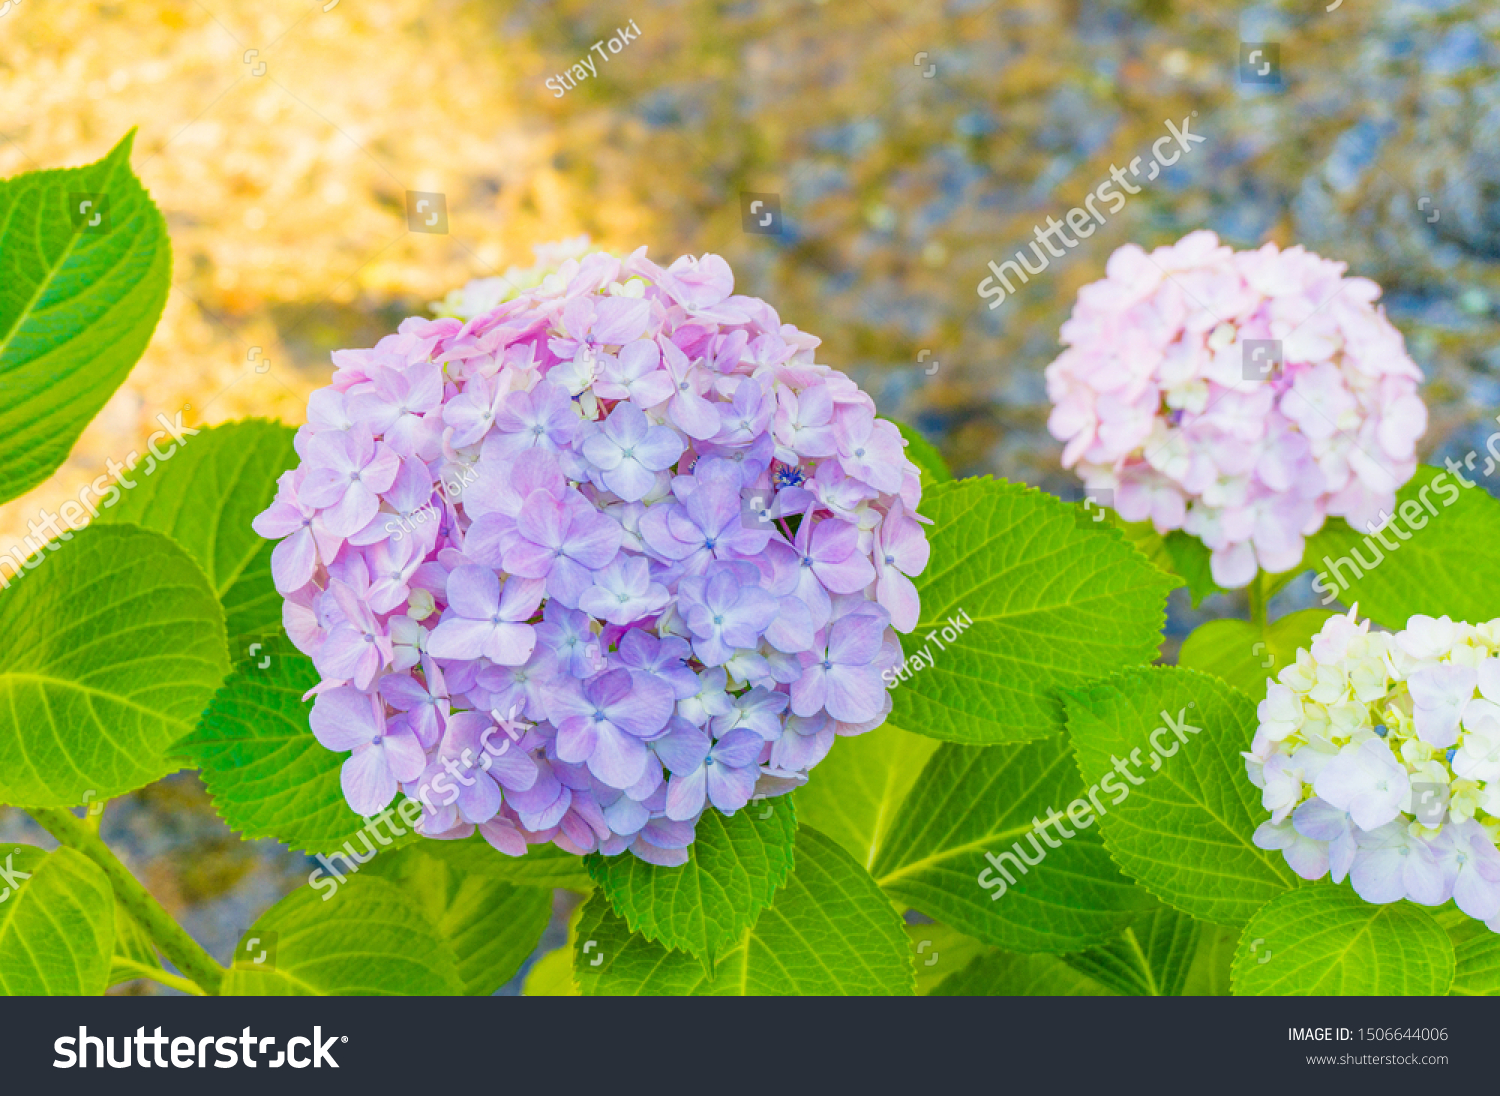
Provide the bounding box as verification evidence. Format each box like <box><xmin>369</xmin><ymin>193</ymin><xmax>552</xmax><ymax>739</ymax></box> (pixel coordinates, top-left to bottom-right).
<box><xmin>0</xmin><ymin>525</ymin><xmax>229</xmax><ymax>808</ymax></box>
<box><xmin>1162</xmin><ymin>531</ymin><xmax>1222</xmax><ymax>608</ymax></box>
<box><xmin>871</xmin><ymin>736</ymin><xmax>1159</xmax><ymax>954</ymax></box>
<box><xmin>107</xmin><ymin>903</ymin><xmax>164</xmax><ymax>989</ymax></box>
<box><xmin>1060</xmin><ymin>906</ymin><xmax>1203</xmax><ymax>996</ymax></box>
<box><xmin>1116</xmin><ymin>520</ymin><xmax>1172</xmax><ymax>574</ymax></box>
<box><xmin>1066</xmin><ymin>666</ymin><xmax>1301</xmax><ymax>926</ymax></box>
<box><xmin>0</xmin><ymin>131</ymin><xmax>171</xmax><ymax>507</ymax></box>
<box><xmin>893</xmin><ymin>419</ymin><xmax>952</xmax><ymax>484</ymax></box>
<box><xmin>471</xmin><ymin>844</ymin><xmax>594</xmax><ymax>891</ymax></box>
<box><xmin>585</xmin><ymin>796</ymin><xmax>796</xmax><ymax>960</ymax></box>
<box><xmin>1180</xmin><ymin>922</ymin><xmax>1240</xmax><ymax>996</ymax></box>
<box><xmin>524</xmin><ymin>904</ymin><xmax>583</xmax><ymax>997</ymax></box>
<box><xmin>926</xmin><ymin>909</ymin><xmax>1220</xmax><ymax>996</ymax></box>
<box><xmin>222</xmin><ymin>872</ymin><xmax>462</xmax><ymax>995</ymax></box>
<box><xmin>576</xmin><ymin>826</ymin><xmax>913</xmax><ymax>995</ymax></box>
<box><xmin>1231</xmin><ymin>885</ymin><xmax>1455</xmax><ymax>995</ymax></box>
<box><xmin>1301</xmin><ymin>465</ymin><xmax>1500</xmax><ymax>629</ymax></box>
<box><xmin>523</xmin><ymin>946</ymin><xmax>580</xmax><ymax>996</ymax></box>
<box><xmin>98</xmin><ymin>419</ymin><xmax>294</xmax><ymax>652</ymax></box>
<box><xmin>364</xmin><ymin>840</ymin><xmax>552</xmax><ymax>995</ymax></box>
<box><xmin>1437</xmin><ymin>907</ymin><xmax>1500</xmax><ymax>995</ymax></box>
<box><xmin>931</xmin><ymin>949</ymin><xmax>1115</xmax><ymax>996</ymax></box>
<box><xmin>1116</xmin><ymin>521</ymin><xmax>1218</xmax><ymax>607</ymax></box>
<box><xmin>0</xmin><ymin>844</ymin><xmax>115</xmax><ymax>995</ymax></box>
<box><xmin>1177</xmin><ymin>609</ymin><xmax>1334</xmax><ymax>703</ymax></box>
<box><xmin>891</xmin><ymin>478</ymin><xmax>1174</xmax><ymax>745</ymax></box>
<box><xmin>904</xmin><ymin>922</ymin><xmax>993</xmax><ymax>994</ymax></box>
<box><xmin>175</xmin><ymin>637</ymin><xmax>372</xmax><ymax>855</ymax></box>
<box><xmin>792</xmin><ymin>720</ymin><xmax>938</xmax><ymax>869</ymax></box>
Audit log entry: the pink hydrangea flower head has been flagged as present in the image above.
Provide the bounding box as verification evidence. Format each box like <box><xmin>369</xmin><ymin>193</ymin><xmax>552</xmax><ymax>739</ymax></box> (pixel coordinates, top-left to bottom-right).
<box><xmin>1046</xmin><ymin>231</ymin><xmax>1426</xmax><ymax>588</ymax></box>
<box><xmin>257</xmin><ymin>245</ymin><xmax>931</xmax><ymax>863</ymax></box>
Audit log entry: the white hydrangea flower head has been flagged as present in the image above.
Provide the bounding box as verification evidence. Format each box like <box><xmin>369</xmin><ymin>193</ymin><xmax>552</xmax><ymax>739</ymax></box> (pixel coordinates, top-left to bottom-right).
<box><xmin>1247</xmin><ymin>608</ymin><xmax>1500</xmax><ymax>930</ymax></box>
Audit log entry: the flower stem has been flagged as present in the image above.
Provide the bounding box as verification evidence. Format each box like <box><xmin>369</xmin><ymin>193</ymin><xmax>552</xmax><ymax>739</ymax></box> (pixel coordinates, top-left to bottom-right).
<box><xmin>1248</xmin><ymin>572</ymin><xmax>1269</xmax><ymax>628</ymax></box>
<box><xmin>28</xmin><ymin>807</ymin><xmax>225</xmax><ymax>995</ymax></box>
<box><xmin>110</xmin><ymin>957</ymin><xmax>207</xmax><ymax>996</ymax></box>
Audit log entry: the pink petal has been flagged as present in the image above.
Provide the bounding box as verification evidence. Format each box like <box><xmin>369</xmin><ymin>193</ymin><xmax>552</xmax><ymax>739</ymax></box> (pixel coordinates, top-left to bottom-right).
<box><xmin>310</xmin><ymin>687</ymin><xmax>380</xmax><ymax>750</ymax></box>
<box><xmin>342</xmin><ymin>745</ymin><xmax>397</xmax><ymax>814</ymax></box>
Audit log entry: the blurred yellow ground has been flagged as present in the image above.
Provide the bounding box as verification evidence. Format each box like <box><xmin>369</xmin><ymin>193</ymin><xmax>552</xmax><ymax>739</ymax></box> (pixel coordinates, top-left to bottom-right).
<box><xmin>0</xmin><ymin>0</ymin><xmax>637</xmax><ymax>545</ymax></box>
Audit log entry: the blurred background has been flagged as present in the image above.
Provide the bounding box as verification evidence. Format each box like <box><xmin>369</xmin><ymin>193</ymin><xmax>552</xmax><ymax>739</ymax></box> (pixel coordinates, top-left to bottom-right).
<box><xmin>1</xmin><ymin>0</ymin><xmax>1497</xmax><ymax>990</ymax></box>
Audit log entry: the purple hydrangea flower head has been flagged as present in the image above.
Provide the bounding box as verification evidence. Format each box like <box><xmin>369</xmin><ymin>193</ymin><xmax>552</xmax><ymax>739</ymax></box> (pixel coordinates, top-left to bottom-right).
<box><xmin>310</xmin><ymin>686</ymin><xmax>426</xmax><ymax>814</ymax></box>
<box><xmin>536</xmin><ymin>600</ymin><xmax>607</xmax><ymax>678</ymax></box>
<box><xmin>502</xmin><ymin>486</ymin><xmax>622</xmax><ymax>607</ymax></box>
<box><xmin>252</xmin><ymin>469</ymin><xmax>342</xmax><ymax>593</ymax></box>
<box><xmin>573</xmin><ymin>557</ymin><xmax>669</xmax><ymax>626</ymax></box>
<box><xmin>613</xmin><ymin>630</ymin><xmax>698</xmax><ymax>699</ymax></box>
<box><xmin>792</xmin><ymin>601</ymin><xmax>891</xmax><ymax>724</ymax></box>
<box><xmin>298</xmin><ymin>426</ymin><xmax>401</xmax><ymax>538</ymax></box>
<box><xmin>581</xmin><ymin>401</ymin><xmax>685</xmax><ymax>502</ymax></box>
<box><xmin>255</xmin><ymin>245</ymin><xmax>931</xmax><ymax>863</ymax></box>
<box><xmin>639</xmin><ymin>457</ymin><xmax>775</xmax><ymax>573</ymax></box>
<box><xmin>314</xmin><ymin>572</ymin><xmax>394</xmax><ymax>690</ymax></box>
<box><xmin>487</xmin><ymin>380</ymin><xmax>580</xmax><ymax>460</ymax></box>
<box><xmin>547</xmin><ymin>668</ymin><xmax>675</xmax><ymax>788</ymax></box>
<box><xmin>662</xmin><ymin>726</ymin><xmax>764</xmax><ymax>821</ymax></box>
<box><xmin>426</xmin><ymin>566</ymin><xmax>542</xmax><ymax>665</ymax></box>
<box><xmin>679</xmin><ymin>561</ymin><xmax>779</xmax><ymax>666</ymax></box>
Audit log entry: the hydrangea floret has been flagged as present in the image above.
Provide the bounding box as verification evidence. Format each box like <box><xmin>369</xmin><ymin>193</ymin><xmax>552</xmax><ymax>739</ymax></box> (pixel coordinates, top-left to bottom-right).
<box><xmin>1246</xmin><ymin>610</ymin><xmax>1500</xmax><ymax>929</ymax></box>
<box><xmin>1045</xmin><ymin>231</ymin><xmax>1427</xmax><ymax>588</ymax></box>
<box><xmin>253</xmin><ymin>246</ymin><xmax>930</xmax><ymax>865</ymax></box>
